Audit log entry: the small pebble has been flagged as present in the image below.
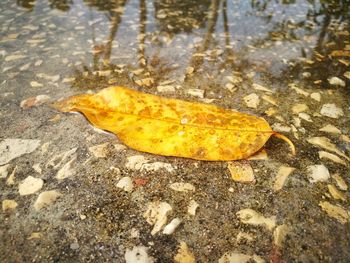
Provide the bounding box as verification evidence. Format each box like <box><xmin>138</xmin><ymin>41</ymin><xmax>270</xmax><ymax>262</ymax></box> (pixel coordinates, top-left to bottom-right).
<box><xmin>19</xmin><ymin>176</ymin><xmax>44</xmax><ymax>195</ymax></box>
<box><xmin>70</xmin><ymin>242</ymin><xmax>79</xmax><ymax>250</ymax></box>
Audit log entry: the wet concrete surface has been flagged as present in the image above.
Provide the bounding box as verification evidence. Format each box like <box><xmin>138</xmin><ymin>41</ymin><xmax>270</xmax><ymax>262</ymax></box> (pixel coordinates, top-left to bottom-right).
<box><xmin>1</xmin><ymin>0</ymin><xmax>350</xmax><ymax>262</ymax></box>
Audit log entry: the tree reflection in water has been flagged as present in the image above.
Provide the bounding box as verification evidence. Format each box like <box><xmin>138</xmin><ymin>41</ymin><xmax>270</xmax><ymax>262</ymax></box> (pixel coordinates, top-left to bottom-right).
<box><xmin>15</xmin><ymin>0</ymin><xmax>349</xmax><ymax>91</ymax></box>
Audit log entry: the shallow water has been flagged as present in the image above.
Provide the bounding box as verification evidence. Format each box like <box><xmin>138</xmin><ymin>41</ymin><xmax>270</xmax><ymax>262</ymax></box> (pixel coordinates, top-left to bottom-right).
<box><xmin>1</xmin><ymin>0</ymin><xmax>350</xmax><ymax>262</ymax></box>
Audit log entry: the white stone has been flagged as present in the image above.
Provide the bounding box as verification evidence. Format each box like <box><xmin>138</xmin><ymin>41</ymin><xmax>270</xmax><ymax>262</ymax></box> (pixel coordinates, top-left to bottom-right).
<box><xmin>32</xmin><ymin>163</ymin><xmax>42</xmax><ymax>174</ymax></box>
<box><xmin>187</xmin><ymin>200</ymin><xmax>199</xmax><ymax>216</ymax></box>
<box><xmin>292</xmin><ymin>103</ymin><xmax>308</xmax><ymax>114</ymax></box>
<box><xmin>6</xmin><ymin>166</ymin><xmax>16</xmax><ymax>185</ymax></box>
<box><xmin>332</xmin><ymin>174</ymin><xmax>347</xmax><ymax>191</ymax></box>
<box><xmin>0</xmin><ymin>139</ymin><xmax>41</xmax><ymax>165</ymax></box>
<box><xmin>274</xmin><ymin>166</ymin><xmax>296</xmax><ymax>191</ymax></box>
<box><xmin>163</xmin><ymin>218</ymin><xmax>182</xmax><ymax>235</ymax></box>
<box><xmin>219</xmin><ymin>252</ymin><xmax>265</xmax><ymax>263</ymax></box>
<box><xmin>327</xmin><ymin>184</ymin><xmax>346</xmax><ymax>201</ymax></box>
<box><xmin>34</xmin><ymin>190</ymin><xmax>61</xmax><ymax>210</ymax></box>
<box><xmin>252</xmin><ymin>83</ymin><xmax>272</xmax><ymax>92</ymax></box>
<box><xmin>186</xmin><ymin>89</ymin><xmax>204</xmax><ymax>98</ymax></box>
<box><xmin>319</xmin><ymin>124</ymin><xmax>341</xmax><ymax>134</ymax></box>
<box><xmin>307</xmin><ymin>164</ymin><xmax>330</xmax><ymax>183</ymax></box>
<box><xmin>174</xmin><ymin>242</ymin><xmax>196</xmax><ymax>263</ymax></box>
<box><xmin>56</xmin><ymin>156</ymin><xmax>76</xmax><ymax>180</ymax></box>
<box><xmin>319</xmin><ymin>201</ymin><xmax>349</xmax><ymax>224</ymax></box>
<box><xmin>30</xmin><ymin>81</ymin><xmax>44</xmax><ymax>88</ymax></box>
<box><xmin>125</xmin><ymin>246</ymin><xmax>154</xmax><ymax>263</ymax></box>
<box><xmin>19</xmin><ymin>176</ymin><xmax>44</xmax><ymax>195</ymax></box>
<box><xmin>307</xmin><ymin>137</ymin><xmax>349</xmax><ymax>161</ymax></box>
<box><xmin>157</xmin><ymin>85</ymin><xmax>175</xmax><ymax>93</ymax></box>
<box><xmin>0</xmin><ymin>164</ymin><xmax>10</xmax><ymax>179</ymax></box>
<box><xmin>88</xmin><ymin>143</ymin><xmax>109</xmax><ymax>158</ymax></box>
<box><xmin>126</xmin><ymin>155</ymin><xmax>149</xmax><ymax>170</ymax></box>
<box><xmin>20</xmin><ymin>95</ymin><xmax>51</xmax><ymax>109</ymax></box>
<box><xmin>169</xmin><ymin>182</ymin><xmax>195</xmax><ymax>192</ymax></box>
<box><xmin>273</xmin><ymin>224</ymin><xmax>290</xmax><ymax>247</ymax></box>
<box><xmin>271</xmin><ymin>123</ymin><xmax>291</xmax><ymax>133</ymax></box>
<box><xmin>310</xmin><ymin>92</ymin><xmax>321</xmax><ymax>102</ymax></box>
<box><xmin>116</xmin><ymin>177</ymin><xmax>134</xmax><ymax>192</ymax></box>
<box><xmin>142</xmin><ymin>162</ymin><xmax>175</xmax><ymax>173</ymax></box>
<box><xmin>319</xmin><ymin>151</ymin><xmax>347</xmax><ymax>166</ymax></box>
<box><xmin>228</xmin><ymin>161</ymin><xmax>255</xmax><ymax>183</ymax></box>
<box><xmin>244</xmin><ymin>93</ymin><xmax>260</xmax><ymax>109</ymax></box>
<box><xmin>320</xmin><ymin>104</ymin><xmax>344</xmax><ymax>119</ymax></box>
<box><xmin>236</xmin><ymin>208</ymin><xmax>276</xmax><ymax>231</ymax></box>
<box><xmin>2</xmin><ymin>199</ymin><xmax>18</xmax><ymax>211</ymax></box>
<box><xmin>344</xmin><ymin>71</ymin><xmax>350</xmax><ymax>80</ymax></box>
<box><xmin>328</xmin><ymin>76</ymin><xmax>345</xmax><ymax>87</ymax></box>
<box><xmin>126</xmin><ymin>155</ymin><xmax>175</xmax><ymax>173</ymax></box>
<box><xmin>47</xmin><ymin>147</ymin><xmax>78</xmax><ymax>169</ymax></box>
<box><xmin>298</xmin><ymin>112</ymin><xmax>313</xmax><ymax>122</ymax></box>
<box><xmin>143</xmin><ymin>201</ymin><xmax>172</xmax><ymax>235</ymax></box>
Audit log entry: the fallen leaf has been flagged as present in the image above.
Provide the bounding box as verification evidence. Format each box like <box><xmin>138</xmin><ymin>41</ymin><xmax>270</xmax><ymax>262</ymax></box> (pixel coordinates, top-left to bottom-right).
<box><xmin>54</xmin><ymin>86</ymin><xmax>295</xmax><ymax>161</ymax></box>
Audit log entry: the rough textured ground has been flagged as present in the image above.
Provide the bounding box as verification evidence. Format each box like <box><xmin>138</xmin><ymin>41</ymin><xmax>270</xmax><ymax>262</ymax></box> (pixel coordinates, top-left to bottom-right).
<box><xmin>1</xmin><ymin>0</ymin><xmax>350</xmax><ymax>262</ymax></box>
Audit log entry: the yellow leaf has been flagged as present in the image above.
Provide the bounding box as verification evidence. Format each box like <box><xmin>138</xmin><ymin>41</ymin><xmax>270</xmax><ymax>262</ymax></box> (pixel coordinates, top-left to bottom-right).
<box><xmin>54</xmin><ymin>86</ymin><xmax>295</xmax><ymax>161</ymax></box>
